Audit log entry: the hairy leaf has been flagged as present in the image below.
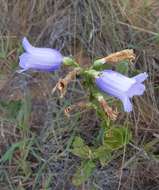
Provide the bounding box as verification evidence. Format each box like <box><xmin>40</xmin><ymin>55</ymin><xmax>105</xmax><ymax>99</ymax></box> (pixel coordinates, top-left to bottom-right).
<box><xmin>104</xmin><ymin>127</ymin><xmax>132</xmax><ymax>150</ymax></box>
<box><xmin>72</xmin><ymin>160</ymin><xmax>96</xmax><ymax>186</ymax></box>
<box><xmin>71</xmin><ymin>137</ymin><xmax>93</xmax><ymax>159</ymax></box>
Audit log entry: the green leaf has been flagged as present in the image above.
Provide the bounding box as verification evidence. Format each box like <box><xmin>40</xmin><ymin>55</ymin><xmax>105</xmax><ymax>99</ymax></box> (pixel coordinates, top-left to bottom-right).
<box><xmin>17</xmin><ymin>159</ymin><xmax>32</xmax><ymax>177</ymax></box>
<box><xmin>0</xmin><ymin>100</ymin><xmax>22</xmax><ymax>119</ymax></box>
<box><xmin>72</xmin><ymin>136</ymin><xmax>85</xmax><ymax>147</ymax></box>
<box><xmin>116</xmin><ymin>61</ymin><xmax>129</xmax><ymax>74</ymax></box>
<box><xmin>93</xmin><ymin>146</ymin><xmax>112</xmax><ymax>166</ymax></box>
<box><xmin>104</xmin><ymin>127</ymin><xmax>132</xmax><ymax>150</ymax></box>
<box><xmin>72</xmin><ymin>160</ymin><xmax>96</xmax><ymax>186</ymax></box>
<box><xmin>71</xmin><ymin>137</ymin><xmax>93</xmax><ymax>159</ymax></box>
<box><xmin>17</xmin><ymin>92</ymin><xmax>31</xmax><ymax>130</ymax></box>
<box><xmin>0</xmin><ymin>140</ymin><xmax>28</xmax><ymax>163</ymax></box>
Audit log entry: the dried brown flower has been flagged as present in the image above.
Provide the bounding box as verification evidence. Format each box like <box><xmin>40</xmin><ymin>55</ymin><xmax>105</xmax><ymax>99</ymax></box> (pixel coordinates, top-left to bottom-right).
<box><xmin>100</xmin><ymin>99</ymin><xmax>118</xmax><ymax>121</ymax></box>
<box><xmin>96</xmin><ymin>95</ymin><xmax>118</xmax><ymax>121</ymax></box>
<box><xmin>52</xmin><ymin>68</ymin><xmax>80</xmax><ymax>98</ymax></box>
<box><xmin>64</xmin><ymin>100</ymin><xmax>89</xmax><ymax>117</ymax></box>
<box><xmin>99</xmin><ymin>49</ymin><xmax>136</xmax><ymax>64</ymax></box>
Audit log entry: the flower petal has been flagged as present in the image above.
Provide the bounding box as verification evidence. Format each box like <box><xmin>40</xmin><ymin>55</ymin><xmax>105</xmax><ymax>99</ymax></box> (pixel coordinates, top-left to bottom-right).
<box><xmin>99</xmin><ymin>70</ymin><xmax>135</xmax><ymax>92</ymax></box>
<box><xmin>96</xmin><ymin>77</ymin><xmax>125</xmax><ymax>99</ymax></box>
<box><xmin>16</xmin><ymin>69</ymin><xmax>28</xmax><ymax>73</ymax></box>
<box><xmin>19</xmin><ymin>53</ymin><xmax>61</xmax><ymax>72</ymax></box>
<box><xmin>128</xmin><ymin>83</ymin><xmax>145</xmax><ymax>98</ymax></box>
<box><xmin>132</xmin><ymin>72</ymin><xmax>148</xmax><ymax>83</ymax></box>
<box><xmin>22</xmin><ymin>37</ymin><xmax>63</xmax><ymax>61</ymax></box>
<box><xmin>19</xmin><ymin>53</ymin><xmax>30</xmax><ymax>69</ymax></box>
<box><xmin>22</xmin><ymin>37</ymin><xmax>34</xmax><ymax>53</ymax></box>
<box><xmin>121</xmin><ymin>96</ymin><xmax>132</xmax><ymax>112</ymax></box>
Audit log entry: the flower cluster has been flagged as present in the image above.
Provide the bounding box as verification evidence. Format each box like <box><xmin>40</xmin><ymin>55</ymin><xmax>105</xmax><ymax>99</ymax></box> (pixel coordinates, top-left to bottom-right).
<box><xmin>19</xmin><ymin>37</ymin><xmax>148</xmax><ymax>113</ymax></box>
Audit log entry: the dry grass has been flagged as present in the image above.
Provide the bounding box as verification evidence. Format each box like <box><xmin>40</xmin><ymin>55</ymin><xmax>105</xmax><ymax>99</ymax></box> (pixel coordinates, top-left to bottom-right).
<box><xmin>0</xmin><ymin>0</ymin><xmax>159</xmax><ymax>189</ymax></box>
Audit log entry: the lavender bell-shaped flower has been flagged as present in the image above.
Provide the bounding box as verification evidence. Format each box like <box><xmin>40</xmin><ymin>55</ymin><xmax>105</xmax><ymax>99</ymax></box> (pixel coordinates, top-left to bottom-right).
<box><xmin>19</xmin><ymin>37</ymin><xmax>63</xmax><ymax>72</ymax></box>
<box><xmin>95</xmin><ymin>70</ymin><xmax>148</xmax><ymax>112</ymax></box>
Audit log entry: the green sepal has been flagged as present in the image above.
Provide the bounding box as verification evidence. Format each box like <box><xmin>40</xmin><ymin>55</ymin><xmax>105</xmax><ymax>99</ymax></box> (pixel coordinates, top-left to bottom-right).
<box><xmin>93</xmin><ymin>59</ymin><xmax>104</xmax><ymax>67</ymax></box>
<box><xmin>83</xmin><ymin>69</ymin><xmax>101</xmax><ymax>78</ymax></box>
<box><xmin>63</xmin><ymin>57</ymin><xmax>79</xmax><ymax>67</ymax></box>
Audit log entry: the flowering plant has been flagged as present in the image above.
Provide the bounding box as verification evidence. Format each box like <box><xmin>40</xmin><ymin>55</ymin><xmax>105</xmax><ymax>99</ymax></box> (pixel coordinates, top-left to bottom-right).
<box><xmin>19</xmin><ymin>37</ymin><xmax>148</xmax><ymax>186</ymax></box>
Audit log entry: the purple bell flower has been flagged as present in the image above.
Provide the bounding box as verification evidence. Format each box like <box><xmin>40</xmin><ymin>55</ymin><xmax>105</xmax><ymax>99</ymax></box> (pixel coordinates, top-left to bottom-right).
<box><xmin>19</xmin><ymin>37</ymin><xmax>63</xmax><ymax>72</ymax></box>
<box><xmin>95</xmin><ymin>70</ymin><xmax>148</xmax><ymax>112</ymax></box>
